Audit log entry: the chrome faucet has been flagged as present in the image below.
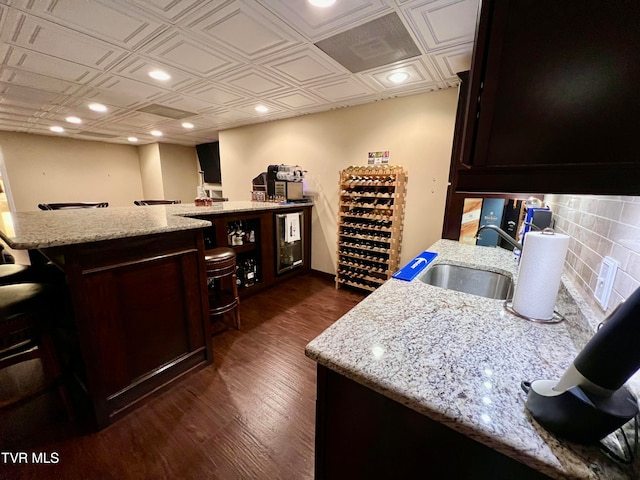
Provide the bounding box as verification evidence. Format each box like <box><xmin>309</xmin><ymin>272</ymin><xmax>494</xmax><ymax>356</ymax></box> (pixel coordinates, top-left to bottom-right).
<box><xmin>475</xmin><ymin>224</ymin><xmax>523</xmax><ymax>251</ymax></box>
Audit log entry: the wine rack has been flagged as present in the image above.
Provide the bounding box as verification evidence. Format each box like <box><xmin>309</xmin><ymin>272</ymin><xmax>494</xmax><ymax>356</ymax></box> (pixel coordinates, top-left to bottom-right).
<box><xmin>336</xmin><ymin>165</ymin><xmax>408</xmax><ymax>292</ymax></box>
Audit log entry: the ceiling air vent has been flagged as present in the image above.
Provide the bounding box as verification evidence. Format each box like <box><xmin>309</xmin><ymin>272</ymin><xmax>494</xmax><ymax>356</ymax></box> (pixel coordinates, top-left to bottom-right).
<box><xmin>76</xmin><ymin>131</ymin><xmax>119</xmax><ymax>139</ymax></box>
<box><xmin>314</xmin><ymin>12</ymin><xmax>421</xmax><ymax>73</ymax></box>
<box><xmin>136</xmin><ymin>104</ymin><xmax>195</xmax><ymax>119</ymax></box>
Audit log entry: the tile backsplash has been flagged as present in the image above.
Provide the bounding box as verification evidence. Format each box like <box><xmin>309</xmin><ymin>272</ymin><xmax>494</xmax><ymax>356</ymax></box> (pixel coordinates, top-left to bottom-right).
<box><xmin>544</xmin><ymin>194</ymin><xmax>640</xmax><ymax>321</ymax></box>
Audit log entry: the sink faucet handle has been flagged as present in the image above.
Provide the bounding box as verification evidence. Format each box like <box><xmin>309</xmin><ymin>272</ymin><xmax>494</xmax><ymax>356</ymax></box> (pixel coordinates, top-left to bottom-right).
<box><xmin>475</xmin><ymin>224</ymin><xmax>523</xmax><ymax>251</ymax></box>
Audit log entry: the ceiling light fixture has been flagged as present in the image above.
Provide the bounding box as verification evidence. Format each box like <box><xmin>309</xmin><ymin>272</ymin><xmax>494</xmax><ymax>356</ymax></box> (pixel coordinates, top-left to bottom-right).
<box><xmin>128</xmin><ymin>137</ymin><xmax>138</xmax><ymax>142</ymax></box>
<box><xmin>66</xmin><ymin>116</ymin><xmax>82</xmax><ymax>124</ymax></box>
<box><xmin>88</xmin><ymin>103</ymin><xmax>107</xmax><ymax>113</ymax></box>
<box><xmin>181</xmin><ymin>122</ymin><xmax>194</xmax><ymax>129</ymax></box>
<box><xmin>308</xmin><ymin>0</ymin><xmax>336</xmax><ymax>7</ymax></box>
<box><xmin>149</xmin><ymin>70</ymin><xmax>171</xmax><ymax>81</ymax></box>
<box><xmin>50</xmin><ymin>126</ymin><xmax>64</xmax><ymax>133</ymax></box>
<box><xmin>150</xmin><ymin>130</ymin><xmax>163</xmax><ymax>137</ymax></box>
<box><xmin>255</xmin><ymin>105</ymin><xmax>269</xmax><ymax>113</ymax></box>
<box><xmin>387</xmin><ymin>71</ymin><xmax>410</xmax><ymax>84</ymax></box>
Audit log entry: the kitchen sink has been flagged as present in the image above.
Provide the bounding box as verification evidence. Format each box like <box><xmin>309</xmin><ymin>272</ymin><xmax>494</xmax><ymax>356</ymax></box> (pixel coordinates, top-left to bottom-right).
<box><xmin>418</xmin><ymin>262</ymin><xmax>513</xmax><ymax>300</ymax></box>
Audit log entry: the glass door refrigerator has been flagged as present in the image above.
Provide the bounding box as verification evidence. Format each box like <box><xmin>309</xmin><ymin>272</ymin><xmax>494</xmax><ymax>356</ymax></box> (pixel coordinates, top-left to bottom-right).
<box><xmin>275</xmin><ymin>211</ymin><xmax>304</xmax><ymax>274</ymax></box>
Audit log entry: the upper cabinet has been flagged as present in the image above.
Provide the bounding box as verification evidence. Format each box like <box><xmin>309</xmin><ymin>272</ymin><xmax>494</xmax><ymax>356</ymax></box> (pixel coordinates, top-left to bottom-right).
<box><xmin>455</xmin><ymin>0</ymin><xmax>640</xmax><ymax>195</ymax></box>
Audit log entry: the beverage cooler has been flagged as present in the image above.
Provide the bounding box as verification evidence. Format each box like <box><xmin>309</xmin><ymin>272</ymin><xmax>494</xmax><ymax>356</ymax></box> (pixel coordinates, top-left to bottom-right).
<box><xmin>275</xmin><ymin>211</ymin><xmax>304</xmax><ymax>274</ymax></box>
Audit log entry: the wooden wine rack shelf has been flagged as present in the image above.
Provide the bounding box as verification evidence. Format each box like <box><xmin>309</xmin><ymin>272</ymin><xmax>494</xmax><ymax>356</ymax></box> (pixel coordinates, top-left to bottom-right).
<box><xmin>336</xmin><ymin>165</ymin><xmax>407</xmax><ymax>292</ymax></box>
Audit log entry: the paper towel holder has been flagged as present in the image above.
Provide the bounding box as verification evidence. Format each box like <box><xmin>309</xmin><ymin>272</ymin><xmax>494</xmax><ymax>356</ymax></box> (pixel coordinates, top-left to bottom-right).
<box><xmin>505</xmin><ymin>227</ymin><xmax>568</xmax><ymax>324</ymax></box>
<box><xmin>503</xmin><ymin>300</ymin><xmax>565</xmax><ymax>324</ymax></box>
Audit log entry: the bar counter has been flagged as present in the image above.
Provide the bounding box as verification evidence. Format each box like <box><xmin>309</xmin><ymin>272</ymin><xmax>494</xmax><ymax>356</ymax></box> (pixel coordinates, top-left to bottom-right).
<box><xmin>0</xmin><ymin>201</ymin><xmax>310</xmax><ymax>249</ymax></box>
<box><xmin>0</xmin><ymin>201</ymin><xmax>311</xmax><ymax>429</ymax></box>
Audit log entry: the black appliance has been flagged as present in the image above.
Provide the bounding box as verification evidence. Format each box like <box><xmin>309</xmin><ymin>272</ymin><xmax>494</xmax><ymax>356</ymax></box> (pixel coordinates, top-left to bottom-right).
<box><xmin>523</xmin><ymin>287</ymin><xmax>640</xmax><ymax>444</ymax></box>
<box><xmin>265</xmin><ymin>164</ymin><xmax>304</xmax><ymax>200</ymax></box>
<box><xmin>196</xmin><ymin>142</ymin><xmax>221</xmax><ymax>184</ymax></box>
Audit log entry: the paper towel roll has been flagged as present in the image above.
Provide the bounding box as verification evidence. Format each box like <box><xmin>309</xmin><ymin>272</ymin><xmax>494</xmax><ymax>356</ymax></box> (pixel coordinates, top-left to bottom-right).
<box><xmin>512</xmin><ymin>231</ymin><xmax>569</xmax><ymax>320</ymax></box>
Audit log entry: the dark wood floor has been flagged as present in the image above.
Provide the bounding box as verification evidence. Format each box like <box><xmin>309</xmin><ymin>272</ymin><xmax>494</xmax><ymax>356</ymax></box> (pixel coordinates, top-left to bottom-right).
<box><xmin>0</xmin><ymin>272</ymin><xmax>365</xmax><ymax>480</ymax></box>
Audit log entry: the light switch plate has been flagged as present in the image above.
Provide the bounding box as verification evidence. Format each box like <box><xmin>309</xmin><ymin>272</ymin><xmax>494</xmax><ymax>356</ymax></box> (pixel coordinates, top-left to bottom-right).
<box><xmin>594</xmin><ymin>256</ymin><xmax>619</xmax><ymax>310</ymax></box>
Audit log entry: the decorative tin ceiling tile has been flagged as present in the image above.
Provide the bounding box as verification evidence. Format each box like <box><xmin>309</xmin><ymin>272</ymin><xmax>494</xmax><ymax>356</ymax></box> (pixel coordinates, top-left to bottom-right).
<box><xmin>0</xmin><ymin>0</ymin><xmax>479</xmax><ymax>144</ymax></box>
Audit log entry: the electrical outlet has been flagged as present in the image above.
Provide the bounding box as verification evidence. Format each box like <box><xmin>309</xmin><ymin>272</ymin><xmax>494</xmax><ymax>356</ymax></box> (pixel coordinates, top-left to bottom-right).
<box><xmin>594</xmin><ymin>256</ymin><xmax>619</xmax><ymax>310</ymax></box>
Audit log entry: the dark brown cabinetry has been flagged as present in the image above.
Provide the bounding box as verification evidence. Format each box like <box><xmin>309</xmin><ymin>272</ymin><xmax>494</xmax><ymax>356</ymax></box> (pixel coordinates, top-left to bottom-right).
<box><xmin>194</xmin><ymin>206</ymin><xmax>312</xmax><ymax>298</ymax></box>
<box><xmin>455</xmin><ymin>0</ymin><xmax>640</xmax><ymax>195</ymax></box>
<box><xmin>315</xmin><ymin>366</ymin><xmax>550</xmax><ymax>479</ymax></box>
<box><xmin>41</xmin><ymin>230</ymin><xmax>211</xmax><ymax>429</ymax></box>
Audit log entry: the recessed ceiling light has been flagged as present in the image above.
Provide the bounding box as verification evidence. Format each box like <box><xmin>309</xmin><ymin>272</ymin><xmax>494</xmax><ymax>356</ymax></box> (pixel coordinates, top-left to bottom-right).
<box><xmin>128</xmin><ymin>137</ymin><xmax>138</xmax><ymax>143</ymax></box>
<box><xmin>149</xmin><ymin>70</ymin><xmax>171</xmax><ymax>81</ymax></box>
<box><xmin>181</xmin><ymin>122</ymin><xmax>194</xmax><ymax>129</ymax></box>
<box><xmin>255</xmin><ymin>105</ymin><xmax>269</xmax><ymax>113</ymax></box>
<box><xmin>66</xmin><ymin>116</ymin><xmax>82</xmax><ymax>124</ymax></box>
<box><xmin>88</xmin><ymin>103</ymin><xmax>108</xmax><ymax>113</ymax></box>
<box><xmin>308</xmin><ymin>0</ymin><xmax>336</xmax><ymax>7</ymax></box>
<box><xmin>150</xmin><ymin>130</ymin><xmax>163</xmax><ymax>137</ymax></box>
<box><xmin>387</xmin><ymin>71</ymin><xmax>410</xmax><ymax>84</ymax></box>
<box><xmin>50</xmin><ymin>126</ymin><xmax>64</xmax><ymax>133</ymax></box>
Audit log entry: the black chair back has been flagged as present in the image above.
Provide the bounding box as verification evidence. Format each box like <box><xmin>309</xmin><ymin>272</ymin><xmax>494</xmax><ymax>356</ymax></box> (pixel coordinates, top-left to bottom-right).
<box><xmin>38</xmin><ymin>202</ymin><xmax>109</xmax><ymax>210</ymax></box>
<box><xmin>134</xmin><ymin>200</ymin><xmax>182</xmax><ymax>206</ymax></box>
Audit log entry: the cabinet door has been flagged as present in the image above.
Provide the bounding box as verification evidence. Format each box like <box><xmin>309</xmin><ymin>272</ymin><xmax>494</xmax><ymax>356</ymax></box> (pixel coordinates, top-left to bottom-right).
<box><xmin>59</xmin><ymin>230</ymin><xmax>210</xmax><ymax>428</ymax></box>
<box><xmin>457</xmin><ymin>0</ymin><xmax>640</xmax><ymax>194</ymax></box>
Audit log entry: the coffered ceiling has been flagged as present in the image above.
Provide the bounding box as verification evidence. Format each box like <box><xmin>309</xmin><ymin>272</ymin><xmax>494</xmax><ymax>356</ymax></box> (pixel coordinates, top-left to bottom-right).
<box><xmin>0</xmin><ymin>0</ymin><xmax>479</xmax><ymax>146</ymax></box>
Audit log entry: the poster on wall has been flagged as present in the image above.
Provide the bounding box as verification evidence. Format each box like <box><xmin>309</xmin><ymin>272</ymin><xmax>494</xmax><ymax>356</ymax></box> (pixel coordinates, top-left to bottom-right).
<box><xmin>367</xmin><ymin>151</ymin><xmax>390</xmax><ymax>164</ymax></box>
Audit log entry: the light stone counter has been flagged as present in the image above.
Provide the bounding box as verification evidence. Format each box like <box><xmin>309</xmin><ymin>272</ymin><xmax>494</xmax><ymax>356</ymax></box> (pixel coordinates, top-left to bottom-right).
<box><xmin>0</xmin><ymin>201</ymin><xmax>312</xmax><ymax>250</ymax></box>
<box><xmin>305</xmin><ymin>239</ymin><xmax>639</xmax><ymax>480</ymax></box>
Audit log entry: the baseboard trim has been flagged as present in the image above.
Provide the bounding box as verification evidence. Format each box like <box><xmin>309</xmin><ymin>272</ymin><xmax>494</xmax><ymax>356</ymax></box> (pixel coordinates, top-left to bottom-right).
<box><xmin>310</xmin><ymin>269</ymin><xmax>335</xmax><ymax>282</ymax></box>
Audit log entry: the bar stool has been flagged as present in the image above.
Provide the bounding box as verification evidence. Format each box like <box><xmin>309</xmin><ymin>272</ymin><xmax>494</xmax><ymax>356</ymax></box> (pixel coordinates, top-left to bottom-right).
<box><xmin>0</xmin><ymin>264</ymin><xmax>35</xmax><ymax>284</ymax></box>
<box><xmin>38</xmin><ymin>202</ymin><xmax>108</xmax><ymax>210</ymax></box>
<box><xmin>204</xmin><ymin>248</ymin><xmax>240</xmax><ymax>332</ymax></box>
<box><xmin>0</xmin><ymin>262</ymin><xmax>63</xmax><ymax>286</ymax></box>
<box><xmin>0</xmin><ymin>282</ymin><xmax>72</xmax><ymax>418</ymax></box>
<box><xmin>134</xmin><ymin>200</ymin><xmax>182</xmax><ymax>206</ymax></box>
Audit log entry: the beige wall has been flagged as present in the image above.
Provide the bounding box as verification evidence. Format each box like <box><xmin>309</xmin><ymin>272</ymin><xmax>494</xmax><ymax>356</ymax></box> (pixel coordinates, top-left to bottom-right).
<box><xmin>0</xmin><ymin>131</ymin><xmax>143</xmax><ymax>211</ymax></box>
<box><xmin>220</xmin><ymin>88</ymin><xmax>458</xmax><ymax>274</ymax></box>
<box><xmin>158</xmin><ymin>143</ymin><xmax>199</xmax><ymax>203</ymax></box>
<box><xmin>0</xmin><ymin>132</ymin><xmax>200</xmax><ymax>210</ymax></box>
<box><xmin>138</xmin><ymin>143</ymin><xmax>163</xmax><ymax>201</ymax></box>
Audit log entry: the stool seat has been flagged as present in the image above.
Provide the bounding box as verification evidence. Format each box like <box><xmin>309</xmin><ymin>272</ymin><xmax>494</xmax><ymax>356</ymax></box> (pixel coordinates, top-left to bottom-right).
<box><xmin>0</xmin><ymin>283</ymin><xmax>49</xmax><ymax>318</ymax></box>
<box><xmin>204</xmin><ymin>247</ymin><xmax>236</xmax><ymax>263</ymax></box>
<box><xmin>38</xmin><ymin>202</ymin><xmax>108</xmax><ymax>210</ymax></box>
<box><xmin>0</xmin><ymin>282</ymin><xmax>71</xmax><ymax>417</ymax></box>
<box><xmin>0</xmin><ymin>264</ymin><xmax>34</xmax><ymax>286</ymax></box>
<box><xmin>134</xmin><ymin>200</ymin><xmax>181</xmax><ymax>206</ymax></box>
<box><xmin>204</xmin><ymin>247</ymin><xmax>240</xmax><ymax>331</ymax></box>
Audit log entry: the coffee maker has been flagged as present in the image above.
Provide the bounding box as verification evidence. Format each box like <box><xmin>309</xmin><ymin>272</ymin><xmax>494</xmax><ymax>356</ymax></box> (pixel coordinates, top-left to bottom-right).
<box><xmin>266</xmin><ymin>164</ymin><xmax>305</xmax><ymax>200</ymax></box>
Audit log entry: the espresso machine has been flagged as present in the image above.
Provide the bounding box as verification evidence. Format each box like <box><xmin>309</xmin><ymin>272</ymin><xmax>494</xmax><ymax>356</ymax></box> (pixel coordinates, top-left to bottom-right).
<box><xmin>266</xmin><ymin>164</ymin><xmax>305</xmax><ymax>200</ymax></box>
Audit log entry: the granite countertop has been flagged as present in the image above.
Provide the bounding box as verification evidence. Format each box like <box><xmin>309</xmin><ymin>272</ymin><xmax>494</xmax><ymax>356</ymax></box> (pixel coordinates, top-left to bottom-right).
<box><xmin>305</xmin><ymin>239</ymin><xmax>639</xmax><ymax>480</ymax></box>
<box><xmin>0</xmin><ymin>201</ymin><xmax>312</xmax><ymax>250</ymax></box>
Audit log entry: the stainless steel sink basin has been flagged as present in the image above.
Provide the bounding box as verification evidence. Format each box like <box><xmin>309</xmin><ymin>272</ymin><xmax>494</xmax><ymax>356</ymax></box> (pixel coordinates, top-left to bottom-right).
<box><xmin>418</xmin><ymin>262</ymin><xmax>513</xmax><ymax>300</ymax></box>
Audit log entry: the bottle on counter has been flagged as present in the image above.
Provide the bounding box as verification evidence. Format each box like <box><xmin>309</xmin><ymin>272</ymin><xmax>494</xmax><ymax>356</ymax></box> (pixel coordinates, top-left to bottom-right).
<box><xmin>195</xmin><ymin>170</ymin><xmax>213</xmax><ymax>206</ymax></box>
